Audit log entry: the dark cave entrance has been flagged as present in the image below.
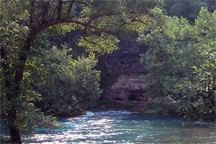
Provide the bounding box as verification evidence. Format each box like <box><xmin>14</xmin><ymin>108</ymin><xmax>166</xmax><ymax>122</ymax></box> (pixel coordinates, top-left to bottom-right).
<box><xmin>114</xmin><ymin>97</ymin><xmax>123</xmax><ymax>101</ymax></box>
<box><xmin>128</xmin><ymin>94</ymin><xmax>142</xmax><ymax>101</ymax></box>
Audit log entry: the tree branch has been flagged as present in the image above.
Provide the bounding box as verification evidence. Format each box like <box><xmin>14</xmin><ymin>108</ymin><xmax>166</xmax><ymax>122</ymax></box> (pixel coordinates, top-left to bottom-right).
<box><xmin>36</xmin><ymin>9</ymin><xmax>43</xmax><ymax>23</ymax></box>
<box><xmin>57</xmin><ymin>0</ymin><xmax>63</xmax><ymax>19</ymax></box>
<box><xmin>42</xmin><ymin>5</ymin><xmax>49</xmax><ymax>23</ymax></box>
<box><xmin>34</xmin><ymin>18</ymin><xmax>116</xmax><ymax>37</ymax></box>
<box><xmin>67</xmin><ymin>1</ymin><xmax>74</xmax><ymax>17</ymax></box>
<box><xmin>52</xmin><ymin>6</ymin><xmax>58</xmax><ymax>18</ymax></box>
<box><xmin>131</xmin><ymin>18</ymin><xmax>148</xmax><ymax>25</ymax></box>
<box><xmin>83</xmin><ymin>13</ymin><xmax>119</xmax><ymax>39</ymax></box>
<box><xmin>30</xmin><ymin>0</ymin><xmax>35</xmax><ymax>24</ymax></box>
<box><xmin>83</xmin><ymin>36</ymin><xmax>99</xmax><ymax>46</ymax></box>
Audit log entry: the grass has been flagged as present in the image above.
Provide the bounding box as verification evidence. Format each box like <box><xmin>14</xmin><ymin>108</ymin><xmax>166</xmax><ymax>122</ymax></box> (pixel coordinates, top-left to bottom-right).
<box><xmin>145</xmin><ymin>107</ymin><xmax>164</xmax><ymax>114</ymax></box>
<box><xmin>120</xmin><ymin>102</ymin><xmax>137</xmax><ymax>109</ymax></box>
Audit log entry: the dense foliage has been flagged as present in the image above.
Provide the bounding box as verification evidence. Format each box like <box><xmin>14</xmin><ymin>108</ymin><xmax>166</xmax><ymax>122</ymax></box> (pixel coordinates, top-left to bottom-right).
<box><xmin>163</xmin><ymin>0</ymin><xmax>207</xmax><ymax>24</ymax></box>
<box><xmin>1</xmin><ymin>0</ymin><xmax>215</xmax><ymax>143</ymax></box>
<box><xmin>33</xmin><ymin>46</ymin><xmax>101</xmax><ymax>116</ymax></box>
<box><xmin>163</xmin><ymin>0</ymin><xmax>216</xmax><ymax>24</ymax></box>
<box><xmin>138</xmin><ymin>7</ymin><xmax>216</xmax><ymax>122</ymax></box>
<box><xmin>178</xmin><ymin>41</ymin><xmax>216</xmax><ymax>122</ymax></box>
<box><xmin>0</xmin><ymin>0</ymin><xmax>161</xmax><ymax>143</ymax></box>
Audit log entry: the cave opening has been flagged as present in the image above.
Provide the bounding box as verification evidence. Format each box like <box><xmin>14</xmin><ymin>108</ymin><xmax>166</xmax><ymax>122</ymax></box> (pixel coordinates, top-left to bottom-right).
<box><xmin>128</xmin><ymin>95</ymin><xmax>136</xmax><ymax>101</ymax></box>
<box><xmin>115</xmin><ymin>97</ymin><xmax>123</xmax><ymax>101</ymax></box>
<box><xmin>128</xmin><ymin>95</ymin><xmax>142</xmax><ymax>101</ymax></box>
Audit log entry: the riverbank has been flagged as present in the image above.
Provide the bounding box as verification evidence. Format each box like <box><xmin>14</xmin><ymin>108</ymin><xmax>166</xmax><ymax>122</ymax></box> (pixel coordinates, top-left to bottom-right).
<box><xmin>94</xmin><ymin>99</ymin><xmax>179</xmax><ymax>114</ymax></box>
<box><xmin>93</xmin><ymin>99</ymin><xmax>216</xmax><ymax>120</ymax></box>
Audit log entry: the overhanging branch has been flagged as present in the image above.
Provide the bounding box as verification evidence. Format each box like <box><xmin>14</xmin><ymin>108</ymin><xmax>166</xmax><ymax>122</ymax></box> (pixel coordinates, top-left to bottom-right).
<box><xmin>34</xmin><ymin>18</ymin><xmax>116</xmax><ymax>36</ymax></box>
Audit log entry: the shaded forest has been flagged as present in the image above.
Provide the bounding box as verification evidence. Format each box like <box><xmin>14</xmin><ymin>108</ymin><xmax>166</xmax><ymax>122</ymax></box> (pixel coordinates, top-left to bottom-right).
<box><xmin>0</xmin><ymin>0</ymin><xmax>215</xmax><ymax>143</ymax></box>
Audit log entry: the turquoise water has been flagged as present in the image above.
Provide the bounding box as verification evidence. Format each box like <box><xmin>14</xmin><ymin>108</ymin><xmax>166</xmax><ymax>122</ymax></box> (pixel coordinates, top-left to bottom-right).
<box><xmin>2</xmin><ymin>109</ymin><xmax>216</xmax><ymax>143</ymax></box>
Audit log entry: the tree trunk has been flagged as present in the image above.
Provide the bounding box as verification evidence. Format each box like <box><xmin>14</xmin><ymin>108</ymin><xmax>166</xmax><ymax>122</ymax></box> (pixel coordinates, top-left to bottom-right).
<box><xmin>9</xmin><ymin>126</ymin><xmax>22</xmax><ymax>144</ymax></box>
<box><xmin>6</xmin><ymin>36</ymin><xmax>33</xmax><ymax>144</ymax></box>
<box><xmin>8</xmin><ymin>108</ymin><xmax>22</xmax><ymax>144</ymax></box>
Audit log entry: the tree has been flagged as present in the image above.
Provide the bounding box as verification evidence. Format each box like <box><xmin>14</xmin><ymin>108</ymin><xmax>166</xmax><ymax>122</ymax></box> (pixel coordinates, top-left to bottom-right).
<box><xmin>174</xmin><ymin>8</ymin><xmax>216</xmax><ymax>122</ymax></box>
<box><xmin>0</xmin><ymin>0</ymin><xmax>161</xmax><ymax>143</ymax></box>
<box><xmin>33</xmin><ymin>46</ymin><xmax>102</xmax><ymax>116</ymax></box>
<box><xmin>138</xmin><ymin>7</ymin><xmax>203</xmax><ymax>98</ymax></box>
<box><xmin>178</xmin><ymin>41</ymin><xmax>216</xmax><ymax>123</ymax></box>
<box><xmin>163</xmin><ymin>0</ymin><xmax>208</xmax><ymax>24</ymax></box>
<box><xmin>138</xmin><ymin>7</ymin><xmax>216</xmax><ymax>123</ymax></box>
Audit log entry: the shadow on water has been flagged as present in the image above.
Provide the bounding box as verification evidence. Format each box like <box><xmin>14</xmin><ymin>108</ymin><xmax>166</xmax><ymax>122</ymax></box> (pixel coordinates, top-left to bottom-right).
<box><xmin>1</xmin><ymin>109</ymin><xmax>216</xmax><ymax>143</ymax></box>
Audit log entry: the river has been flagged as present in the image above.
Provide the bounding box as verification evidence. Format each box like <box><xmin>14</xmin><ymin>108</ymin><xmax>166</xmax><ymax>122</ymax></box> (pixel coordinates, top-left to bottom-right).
<box><xmin>1</xmin><ymin>109</ymin><xmax>216</xmax><ymax>143</ymax></box>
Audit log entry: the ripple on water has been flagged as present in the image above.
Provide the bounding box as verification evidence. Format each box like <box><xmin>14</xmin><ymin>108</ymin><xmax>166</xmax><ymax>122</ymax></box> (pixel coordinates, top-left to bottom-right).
<box><xmin>7</xmin><ymin>109</ymin><xmax>215</xmax><ymax>143</ymax></box>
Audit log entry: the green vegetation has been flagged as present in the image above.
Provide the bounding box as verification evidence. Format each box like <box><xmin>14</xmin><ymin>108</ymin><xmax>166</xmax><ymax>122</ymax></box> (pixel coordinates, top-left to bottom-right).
<box><xmin>164</xmin><ymin>0</ymin><xmax>208</xmax><ymax>24</ymax></box>
<box><xmin>32</xmin><ymin>47</ymin><xmax>101</xmax><ymax>116</ymax></box>
<box><xmin>0</xmin><ymin>0</ymin><xmax>161</xmax><ymax>143</ymax></box>
<box><xmin>168</xmin><ymin>136</ymin><xmax>182</xmax><ymax>142</ymax></box>
<box><xmin>94</xmin><ymin>99</ymin><xmax>137</xmax><ymax>109</ymax></box>
<box><xmin>207</xmin><ymin>127</ymin><xmax>216</xmax><ymax>130</ymax></box>
<box><xmin>95</xmin><ymin>58</ymin><xmax>119</xmax><ymax>91</ymax></box>
<box><xmin>145</xmin><ymin>107</ymin><xmax>164</xmax><ymax>114</ymax></box>
<box><xmin>0</xmin><ymin>136</ymin><xmax>11</xmax><ymax>144</ymax></box>
<box><xmin>0</xmin><ymin>0</ymin><xmax>215</xmax><ymax>143</ymax></box>
<box><xmin>143</xmin><ymin>103</ymin><xmax>178</xmax><ymax>114</ymax></box>
<box><xmin>138</xmin><ymin>7</ymin><xmax>216</xmax><ymax>123</ymax></box>
<box><xmin>120</xmin><ymin>102</ymin><xmax>137</xmax><ymax>109</ymax></box>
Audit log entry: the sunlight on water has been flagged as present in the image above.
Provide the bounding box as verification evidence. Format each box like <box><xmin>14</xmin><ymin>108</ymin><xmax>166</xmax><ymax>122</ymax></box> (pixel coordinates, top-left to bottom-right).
<box><xmin>2</xmin><ymin>109</ymin><xmax>216</xmax><ymax>143</ymax></box>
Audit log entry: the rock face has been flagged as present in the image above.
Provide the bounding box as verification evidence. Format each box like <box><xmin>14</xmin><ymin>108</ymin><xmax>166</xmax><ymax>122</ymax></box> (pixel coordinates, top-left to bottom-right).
<box><xmin>101</xmin><ymin>40</ymin><xmax>151</xmax><ymax>102</ymax></box>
